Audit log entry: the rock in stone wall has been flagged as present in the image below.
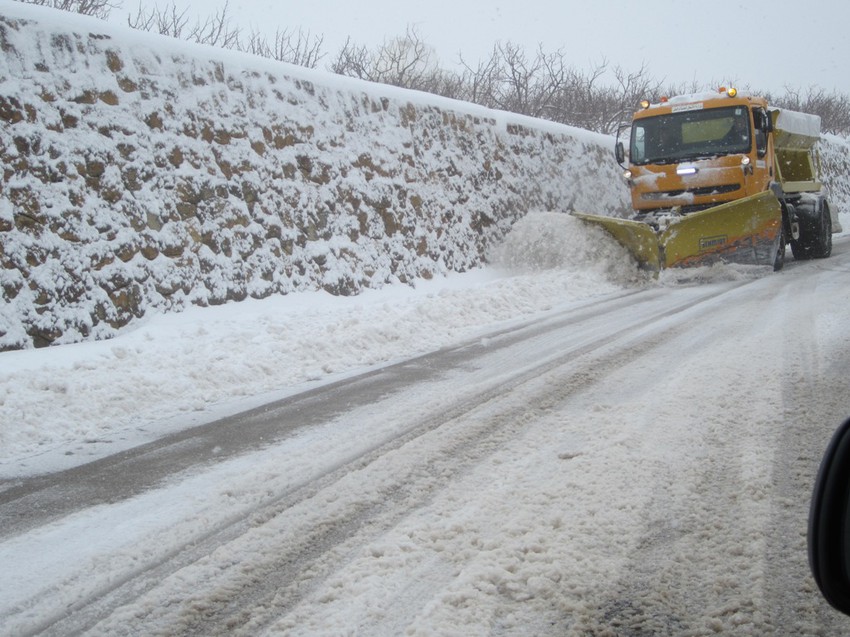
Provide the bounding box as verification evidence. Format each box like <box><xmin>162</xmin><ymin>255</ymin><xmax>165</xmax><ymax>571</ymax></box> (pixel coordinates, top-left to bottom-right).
<box><xmin>0</xmin><ymin>6</ymin><xmax>621</xmax><ymax>349</ymax></box>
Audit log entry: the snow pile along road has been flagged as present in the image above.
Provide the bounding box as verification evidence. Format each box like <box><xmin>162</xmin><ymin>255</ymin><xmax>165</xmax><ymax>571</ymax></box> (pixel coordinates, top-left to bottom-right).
<box><xmin>0</xmin><ymin>213</ymin><xmax>645</xmax><ymax>477</ymax></box>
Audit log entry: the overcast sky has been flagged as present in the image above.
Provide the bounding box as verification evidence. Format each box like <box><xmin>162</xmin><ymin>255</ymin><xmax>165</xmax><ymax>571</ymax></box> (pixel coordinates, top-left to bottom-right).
<box><xmin>116</xmin><ymin>0</ymin><xmax>847</xmax><ymax>95</ymax></box>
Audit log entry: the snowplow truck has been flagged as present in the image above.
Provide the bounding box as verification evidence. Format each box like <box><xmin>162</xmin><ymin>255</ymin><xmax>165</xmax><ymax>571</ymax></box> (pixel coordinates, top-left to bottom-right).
<box><xmin>573</xmin><ymin>88</ymin><xmax>840</xmax><ymax>271</ymax></box>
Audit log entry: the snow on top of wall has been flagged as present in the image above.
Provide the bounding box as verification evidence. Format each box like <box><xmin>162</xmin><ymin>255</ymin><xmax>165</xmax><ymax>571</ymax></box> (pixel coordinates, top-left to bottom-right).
<box><xmin>0</xmin><ymin>1</ymin><xmax>610</xmax><ymax>146</ymax></box>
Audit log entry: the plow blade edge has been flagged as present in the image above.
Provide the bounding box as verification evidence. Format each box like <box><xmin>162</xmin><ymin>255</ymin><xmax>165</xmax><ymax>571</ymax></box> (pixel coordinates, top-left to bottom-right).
<box><xmin>572</xmin><ymin>191</ymin><xmax>783</xmax><ymax>271</ymax></box>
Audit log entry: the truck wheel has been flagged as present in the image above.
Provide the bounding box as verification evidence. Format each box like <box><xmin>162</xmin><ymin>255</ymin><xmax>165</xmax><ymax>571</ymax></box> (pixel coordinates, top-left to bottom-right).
<box><xmin>773</xmin><ymin>226</ymin><xmax>786</xmax><ymax>271</ymax></box>
<box><xmin>790</xmin><ymin>235</ymin><xmax>812</xmax><ymax>260</ymax></box>
<box><xmin>811</xmin><ymin>203</ymin><xmax>833</xmax><ymax>259</ymax></box>
<box><xmin>791</xmin><ymin>198</ymin><xmax>832</xmax><ymax>260</ymax></box>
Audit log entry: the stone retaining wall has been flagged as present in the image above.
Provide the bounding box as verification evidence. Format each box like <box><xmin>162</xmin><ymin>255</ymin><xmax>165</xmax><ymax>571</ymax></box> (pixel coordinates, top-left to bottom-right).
<box><xmin>0</xmin><ymin>7</ymin><xmax>627</xmax><ymax>350</ymax></box>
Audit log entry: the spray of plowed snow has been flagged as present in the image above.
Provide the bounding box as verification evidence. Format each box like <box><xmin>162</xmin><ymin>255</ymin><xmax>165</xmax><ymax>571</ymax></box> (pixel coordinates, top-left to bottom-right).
<box><xmin>489</xmin><ymin>212</ymin><xmax>644</xmax><ymax>280</ymax></box>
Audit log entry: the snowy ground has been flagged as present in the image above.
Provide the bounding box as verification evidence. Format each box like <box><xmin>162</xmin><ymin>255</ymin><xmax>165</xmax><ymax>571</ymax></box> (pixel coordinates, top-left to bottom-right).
<box><xmin>0</xmin><ymin>213</ymin><xmax>642</xmax><ymax>478</ymax></box>
<box><xmin>3</xmin><ymin>215</ymin><xmax>850</xmax><ymax>635</ymax></box>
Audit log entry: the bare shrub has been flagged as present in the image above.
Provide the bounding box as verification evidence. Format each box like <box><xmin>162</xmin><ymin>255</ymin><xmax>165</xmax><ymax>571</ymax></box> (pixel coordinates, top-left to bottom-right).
<box><xmin>332</xmin><ymin>30</ymin><xmax>850</xmax><ymax>138</ymax></box>
<box><xmin>13</xmin><ymin>0</ymin><xmax>119</xmax><ymax>19</ymax></box>
<box><xmin>330</xmin><ymin>26</ymin><xmax>448</xmax><ymax>92</ymax></box>
<box><xmin>453</xmin><ymin>44</ymin><xmax>662</xmax><ymax>134</ymax></box>
<box><xmin>127</xmin><ymin>0</ymin><xmax>240</xmax><ymax>49</ymax></box>
<box><xmin>243</xmin><ymin>27</ymin><xmax>324</xmax><ymax>68</ymax></box>
<box><xmin>485</xmin><ymin>43</ymin><xmax>566</xmax><ymax>118</ymax></box>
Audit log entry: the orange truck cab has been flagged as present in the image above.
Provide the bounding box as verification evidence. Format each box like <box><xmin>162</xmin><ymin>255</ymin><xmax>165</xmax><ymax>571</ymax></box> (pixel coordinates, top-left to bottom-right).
<box><xmin>620</xmin><ymin>90</ymin><xmax>775</xmax><ymax>215</ymax></box>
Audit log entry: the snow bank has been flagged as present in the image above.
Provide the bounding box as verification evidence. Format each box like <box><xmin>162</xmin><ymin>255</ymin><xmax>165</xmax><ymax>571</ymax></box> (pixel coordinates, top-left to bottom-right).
<box><xmin>0</xmin><ymin>212</ymin><xmax>648</xmax><ymax>476</ymax></box>
<box><xmin>0</xmin><ymin>3</ymin><xmax>629</xmax><ymax>350</ymax></box>
<box><xmin>820</xmin><ymin>134</ymin><xmax>850</xmax><ymax>222</ymax></box>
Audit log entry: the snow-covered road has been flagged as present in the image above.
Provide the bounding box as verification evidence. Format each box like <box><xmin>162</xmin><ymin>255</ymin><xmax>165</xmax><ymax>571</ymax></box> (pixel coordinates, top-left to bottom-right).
<box><xmin>3</xmin><ymin>217</ymin><xmax>850</xmax><ymax>635</ymax></box>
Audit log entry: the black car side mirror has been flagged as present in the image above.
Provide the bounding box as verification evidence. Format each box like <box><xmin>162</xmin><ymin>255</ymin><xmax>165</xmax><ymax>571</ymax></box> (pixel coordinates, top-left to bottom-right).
<box><xmin>809</xmin><ymin>417</ymin><xmax>850</xmax><ymax>615</ymax></box>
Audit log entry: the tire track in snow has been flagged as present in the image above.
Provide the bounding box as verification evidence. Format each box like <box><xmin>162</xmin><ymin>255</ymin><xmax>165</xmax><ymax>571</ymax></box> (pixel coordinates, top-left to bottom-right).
<box><xmin>764</xmin><ymin>255</ymin><xmax>850</xmax><ymax>636</ymax></box>
<box><xmin>3</xmin><ymin>281</ymin><xmax>757</xmax><ymax>636</ymax></box>
<box><xmin>573</xmin><ymin>254</ymin><xmax>850</xmax><ymax>636</ymax></box>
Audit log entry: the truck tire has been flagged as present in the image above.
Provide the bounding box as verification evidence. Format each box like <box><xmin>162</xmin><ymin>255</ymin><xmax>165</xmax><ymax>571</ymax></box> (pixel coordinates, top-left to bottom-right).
<box><xmin>812</xmin><ymin>202</ymin><xmax>833</xmax><ymax>259</ymax></box>
<box><xmin>791</xmin><ymin>239</ymin><xmax>809</xmax><ymax>260</ymax></box>
<box><xmin>790</xmin><ymin>197</ymin><xmax>832</xmax><ymax>260</ymax></box>
<box><xmin>773</xmin><ymin>226</ymin><xmax>786</xmax><ymax>271</ymax></box>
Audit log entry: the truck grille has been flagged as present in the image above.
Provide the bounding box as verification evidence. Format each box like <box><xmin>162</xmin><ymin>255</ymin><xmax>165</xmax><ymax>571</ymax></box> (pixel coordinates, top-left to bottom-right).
<box><xmin>641</xmin><ymin>184</ymin><xmax>741</xmax><ymax>201</ymax></box>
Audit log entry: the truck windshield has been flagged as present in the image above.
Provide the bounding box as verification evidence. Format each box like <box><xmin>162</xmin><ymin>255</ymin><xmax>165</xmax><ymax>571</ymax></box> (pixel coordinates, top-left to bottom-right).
<box><xmin>630</xmin><ymin>105</ymin><xmax>751</xmax><ymax>165</ymax></box>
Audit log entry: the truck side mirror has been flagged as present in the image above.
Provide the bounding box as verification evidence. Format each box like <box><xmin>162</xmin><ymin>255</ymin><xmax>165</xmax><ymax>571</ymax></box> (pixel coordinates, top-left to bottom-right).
<box><xmin>764</xmin><ymin>110</ymin><xmax>775</xmax><ymax>133</ymax></box>
<box><xmin>809</xmin><ymin>417</ymin><xmax>850</xmax><ymax>616</ymax></box>
<box><xmin>755</xmin><ymin>130</ymin><xmax>767</xmax><ymax>158</ymax></box>
<box><xmin>615</xmin><ymin>141</ymin><xmax>626</xmax><ymax>165</ymax></box>
<box><xmin>754</xmin><ymin>109</ymin><xmax>773</xmax><ymax>133</ymax></box>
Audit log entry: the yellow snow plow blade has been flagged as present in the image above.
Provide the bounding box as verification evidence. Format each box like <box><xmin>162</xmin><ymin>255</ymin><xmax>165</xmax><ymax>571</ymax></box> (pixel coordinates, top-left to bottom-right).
<box><xmin>572</xmin><ymin>191</ymin><xmax>783</xmax><ymax>272</ymax></box>
<box><xmin>570</xmin><ymin>212</ymin><xmax>663</xmax><ymax>271</ymax></box>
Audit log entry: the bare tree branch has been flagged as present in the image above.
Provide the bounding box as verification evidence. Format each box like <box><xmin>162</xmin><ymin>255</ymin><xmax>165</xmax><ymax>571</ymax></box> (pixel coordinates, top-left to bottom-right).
<box><xmin>15</xmin><ymin>0</ymin><xmax>119</xmax><ymax>19</ymax></box>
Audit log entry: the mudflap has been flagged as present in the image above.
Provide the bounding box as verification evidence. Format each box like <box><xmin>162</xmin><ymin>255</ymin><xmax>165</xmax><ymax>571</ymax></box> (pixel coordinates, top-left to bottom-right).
<box><xmin>572</xmin><ymin>191</ymin><xmax>783</xmax><ymax>272</ymax></box>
